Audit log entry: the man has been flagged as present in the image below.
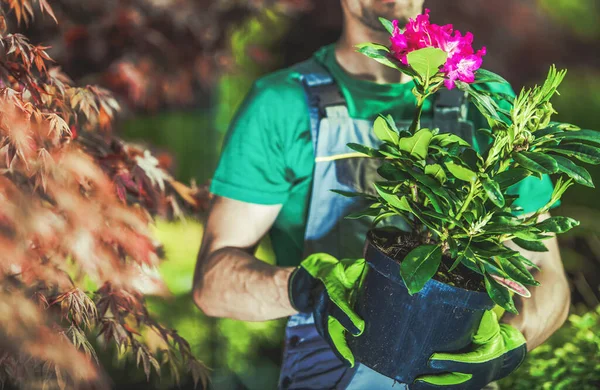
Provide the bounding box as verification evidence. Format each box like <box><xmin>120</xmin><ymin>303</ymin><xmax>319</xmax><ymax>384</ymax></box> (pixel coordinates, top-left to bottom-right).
<box><xmin>193</xmin><ymin>0</ymin><xmax>571</xmax><ymax>388</ymax></box>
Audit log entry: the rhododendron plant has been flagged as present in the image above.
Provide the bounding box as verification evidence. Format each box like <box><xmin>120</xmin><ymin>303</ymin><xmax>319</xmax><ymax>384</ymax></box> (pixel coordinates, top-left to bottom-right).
<box><xmin>342</xmin><ymin>10</ymin><xmax>600</xmax><ymax>313</ymax></box>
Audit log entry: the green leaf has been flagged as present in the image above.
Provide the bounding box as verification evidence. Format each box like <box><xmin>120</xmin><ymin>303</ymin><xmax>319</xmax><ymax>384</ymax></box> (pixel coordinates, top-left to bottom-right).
<box><xmin>406</xmin><ymin>47</ymin><xmax>447</xmax><ymax>82</ymax></box>
<box><xmin>490</xmin><ymin>212</ymin><xmax>521</xmax><ymax>226</ymax></box>
<box><xmin>551</xmin><ymin>121</ymin><xmax>580</xmax><ymax>131</ymax></box>
<box><xmin>379</xmin><ymin>144</ymin><xmax>402</xmax><ymax>158</ymax></box>
<box><xmin>547</xmin><ymin>144</ymin><xmax>600</xmax><ymax>165</ymax></box>
<box><xmin>484</xmin><ymin>224</ymin><xmax>539</xmax><ymax>235</ymax></box>
<box><xmin>460</xmin><ymin>253</ymin><xmax>484</xmax><ymax>275</ymax></box>
<box><xmin>418</xmin><ymin>185</ymin><xmax>444</xmax><ymax>213</ymax></box>
<box><xmin>331</xmin><ymin>189</ymin><xmax>375</xmax><ymax>198</ymax></box>
<box><xmin>494</xmin><ymin>168</ymin><xmax>531</xmax><ymax>190</ymax></box>
<box><xmin>484</xmin><ymin>274</ymin><xmax>517</xmax><ymax>314</ymax></box>
<box><xmin>424</xmin><ymin>164</ymin><xmax>447</xmax><ymax>184</ymax></box>
<box><xmin>513</xmin><ymin>229</ymin><xmax>547</xmax><ymax>241</ymax></box>
<box><xmin>347</xmin><ymin>143</ymin><xmax>383</xmax><ymax>157</ymax></box>
<box><xmin>552</xmin><ymin>155</ymin><xmax>594</xmax><ymax>188</ymax></box>
<box><xmin>474</xmin><ymin>68</ymin><xmax>510</xmax><ymax>85</ymax></box>
<box><xmin>513</xmin><ymin>152</ymin><xmax>558</xmax><ymax>174</ymax></box>
<box><xmin>421</xmin><ymin>209</ymin><xmax>455</xmax><ymax>223</ymax></box>
<box><xmin>445</xmin><ymin>162</ymin><xmax>477</xmax><ymax>182</ymax></box>
<box><xmin>459</xmin><ymin>148</ymin><xmax>483</xmax><ymax>172</ymax></box>
<box><xmin>405</xmin><ymin>169</ymin><xmax>450</xmax><ymax>199</ymax></box>
<box><xmin>447</xmin><ymin>237</ymin><xmax>458</xmax><ymax>259</ymax></box>
<box><xmin>400</xmin><ymin>245</ymin><xmax>442</xmax><ymax>295</ymax></box>
<box><xmin>481</xmin><ymin>176</ymin><xmax>505</xmax><ymax>207</ymax></box>
<box><xmin>398</xmin><ymin>128</ymin><xmax>433</xmax><ymax>160</ymax></box>
<box><xmin>407</xmin><ymin>201</ymin><xmax>445</xmax><ymax>235</ymax></box>
<box><xmin>448</xmin><ymin>253</ymin><xmax>465</xmax><ymax>272</ymax></box>
<box><xmin>490</xmin><ymin>274</ymin><xmax>531</xmax><ymax>298</ymax></box>
<box><xmin>384</xmin><ymin>114</ymin><xmax>405</xmax><ymax>135</ymax></box>
<box><xmin>431</xmin><ymin>133</ymin><xmax>471</xmax><ymax>148</ymax></box>
<box><xmin>535</xmin><ymin>216</ymin><xmax>580</xmax><ymax>234</ymax></box>
<box><xmin>553</xmin><ymin>129</ymin><xmax>600</xmax><ymax>145</ymax></box>
<box><xmin>345</xmin><ymin>208</ymin><xmax>380</xmax><ymax>220</ymax></box>
<box><xmin>374</xmin><ymin>184</ymin><xmax>411</xmax><ymax>212</ymax></box>
<box><xmin>377</xmin><ymin>162</ymin><xmax>409</xmax><ymax>181</ymax></box>
<box><xmin>512</xmin><ymin>237</ymin><xmax>549</xmax><ymax>252</ymax></box>
<box><xmin>535</xmin><ymin>126</ymin><xmax>563</xmax><ymax>138</ymax></box>
<box><xmin>457</xmin><ymin>82</ymin><xmax>504</xmax><ymax>123</ymax></box>
<box><xmin>379</xmin><ymin>17</ymin><xmax>395</xmax><ymax>35</ymax></box>
<box><xmin>512</xmin><ymin>253</ymin><xmax>540</xmax><ymax>271</ymax></box>
<box><xmin>355</xmin><ymin>43</ymin><xmax>411</xmax><ymax>75</ymax></box>
<box><xmin>373</xmin><ymin>115</ymin><xmax>399</xmax><ymax>145</ymax></box>
<box><xmin>501</xmin><ymin>256</ymin><xmax>539</xmax><ymax>286</ymax></box>
<box><xmin>373</xmin><ymin>211</ymin><xmax>401</xmax><ymax>226</ymax></box>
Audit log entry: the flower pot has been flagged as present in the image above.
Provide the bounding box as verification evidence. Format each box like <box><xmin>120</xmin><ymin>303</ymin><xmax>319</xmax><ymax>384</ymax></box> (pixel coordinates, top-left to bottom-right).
<box><xmin>346</xmin><ymin>230</ymin><xmax>494</xmax><ymax>385</ymax></box>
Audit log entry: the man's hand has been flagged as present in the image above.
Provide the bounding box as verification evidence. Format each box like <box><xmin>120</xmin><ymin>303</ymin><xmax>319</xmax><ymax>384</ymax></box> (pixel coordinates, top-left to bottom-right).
<box><xmin>288</xmin><ymin>253</ymin><xmax>366</xmax><ymax>366</ymax></box>
<box><xmin>413</xmin><ymin>310</ymin><xmax>527</xmax><ymax>390</ymax></box>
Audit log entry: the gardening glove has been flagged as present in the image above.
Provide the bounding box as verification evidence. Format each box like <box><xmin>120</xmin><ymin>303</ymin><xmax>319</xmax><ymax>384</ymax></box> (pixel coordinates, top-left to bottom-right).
<box><xmin>288</xmin><ymin>253</ymin><xmax>367</xmax><ymax>367</ymax></box>
<box><xmin>412</xmin><ymin>310</ymin><xmax>527</xmax><ymax>390</ymax></box>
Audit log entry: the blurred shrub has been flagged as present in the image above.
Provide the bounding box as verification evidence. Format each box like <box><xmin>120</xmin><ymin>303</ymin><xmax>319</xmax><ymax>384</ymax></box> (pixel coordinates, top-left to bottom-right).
<box><xmin>119</xmin><ymin>220</ymin><xmax>286</xmax><ymax>390</ymax></box>
<box><xmin>500</xmin><ymin>306</ymin><xmax>600</xmax><ymax>390</ymax></box>
<box><xmin>538</xmin><ymin>0</ymin><xmax>600</xmax><ymax>39</ymax></box>
<box><xmin>121</xmin><ymin>111</ymin><xmax>218</xmax><ymax>184</ymax></box>
<box><xmin>215</xmin><ymin>9</ymin><xmax>291</xmax><ymax>135</ymax></box>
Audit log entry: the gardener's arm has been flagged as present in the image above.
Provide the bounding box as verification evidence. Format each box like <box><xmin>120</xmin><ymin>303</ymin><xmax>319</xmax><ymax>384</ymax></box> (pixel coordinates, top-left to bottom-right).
<box><xmin>502</xmin><ymin>212</ymin><xmax>570</xmax><ymax>351</ymax></box>
<box><xmin>192</xmin><ymin>196</ymin><xmax>297</xmax><ymax>321</ymax></box>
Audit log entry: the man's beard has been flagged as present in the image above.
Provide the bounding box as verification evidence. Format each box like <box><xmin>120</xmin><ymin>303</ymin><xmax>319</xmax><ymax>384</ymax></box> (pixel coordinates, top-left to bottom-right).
<box><xmin>358</xmin><ymin>5</ymin><xmax>410</xmax><ymax>32</ymax></box>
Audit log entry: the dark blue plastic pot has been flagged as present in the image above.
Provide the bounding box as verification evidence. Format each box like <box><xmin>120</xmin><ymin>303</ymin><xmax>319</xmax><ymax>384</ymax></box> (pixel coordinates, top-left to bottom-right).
<box><xmin>347</xmin><ymin>234</ymin><xmax>494</xmax><ymax>384</ymax></box>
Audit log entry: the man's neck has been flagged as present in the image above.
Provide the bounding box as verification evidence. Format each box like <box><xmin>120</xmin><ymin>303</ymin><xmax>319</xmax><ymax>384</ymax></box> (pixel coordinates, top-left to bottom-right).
<box><xmin>335</xmin><ymin>17</ymin><xmax>413</xmax><ymax>85</ymax></box>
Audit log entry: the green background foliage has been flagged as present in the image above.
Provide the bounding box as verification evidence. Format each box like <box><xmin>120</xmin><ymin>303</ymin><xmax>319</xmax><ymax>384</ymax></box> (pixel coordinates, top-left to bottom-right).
<box><xmin>499</xmin><ymin>306</ymin><xmax>600</xmax><ymax>389</ymax></box>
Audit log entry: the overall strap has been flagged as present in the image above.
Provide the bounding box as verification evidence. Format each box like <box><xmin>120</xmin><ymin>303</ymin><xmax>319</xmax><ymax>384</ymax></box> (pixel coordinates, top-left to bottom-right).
<box><xmin>433</xmin><ymin>89</ymin><xmax>469</xmax><ymax>123</ymax></box>
<box><xmin>294</xmin><ymin>59</ymin><xmax>348</xmax><ymax>155</ymax></box>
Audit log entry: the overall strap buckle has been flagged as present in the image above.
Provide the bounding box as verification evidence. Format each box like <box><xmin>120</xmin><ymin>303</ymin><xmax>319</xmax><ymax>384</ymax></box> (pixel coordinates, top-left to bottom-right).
<box><xmin>309</xmin><ymin>83</ymin><xmax>347</xmax><ymax>118</ymax></box>
<box><xmin>433</xmin><ymin>89</ymin><xmax>469</xmax><ymax>122</ymax></box>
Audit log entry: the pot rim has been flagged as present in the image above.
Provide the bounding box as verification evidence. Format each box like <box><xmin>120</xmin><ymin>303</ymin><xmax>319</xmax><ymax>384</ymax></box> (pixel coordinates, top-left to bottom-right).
<box><xmin>364</xmin><ymin>232</ymin><xmax>494</xmax><ymax>310</ymax></box>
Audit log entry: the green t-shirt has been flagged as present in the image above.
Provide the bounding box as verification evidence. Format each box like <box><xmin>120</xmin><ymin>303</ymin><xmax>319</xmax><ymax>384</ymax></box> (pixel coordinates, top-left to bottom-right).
<box><xmin>211</xmin><ymin>44</ymin><xmax>554</xmax><ymax>267</ymax></box>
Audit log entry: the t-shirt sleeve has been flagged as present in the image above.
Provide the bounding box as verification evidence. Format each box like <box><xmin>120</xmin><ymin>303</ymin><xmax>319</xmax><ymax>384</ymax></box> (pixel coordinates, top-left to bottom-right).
<box><xmin>210</xmin><ymin>79</ymin><xmax>306</xmax><ymax>205</ymax></box>
<box><xmin>507</xmin><ymin>175</ymin><xmax>557</xmax><ymax>215</ymax></box>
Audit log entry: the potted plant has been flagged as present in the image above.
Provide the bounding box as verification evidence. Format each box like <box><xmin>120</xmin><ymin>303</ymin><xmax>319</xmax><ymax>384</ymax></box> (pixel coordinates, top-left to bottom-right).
<box><xmin>337</xmin><ymin>10</ymin><xmax>600</xmax><ymax>384</ymax></box>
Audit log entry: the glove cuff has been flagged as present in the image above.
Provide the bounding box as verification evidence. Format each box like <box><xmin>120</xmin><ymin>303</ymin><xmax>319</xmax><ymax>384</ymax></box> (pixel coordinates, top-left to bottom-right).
<box><xmin>288</xmin><ymin>266</ymin><xmax>317</xmax><ymax>313</ymax></box>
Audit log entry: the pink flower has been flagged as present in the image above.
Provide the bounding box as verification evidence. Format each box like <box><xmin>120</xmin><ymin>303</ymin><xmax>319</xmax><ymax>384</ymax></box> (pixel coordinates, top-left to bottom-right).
<box><xmin>388</xmin><ymin>9</ymin><xmax>486</xmax><ymax>89</ymax></box>
<box><xmin>390</xmin><ymin>20</ymin><xmax>408</xmax><ymax>64</ymax></box>
<box><xmin>443</xmin><ymin>48</ymin><xmax>486</xmax><ymax>89</ymax></box>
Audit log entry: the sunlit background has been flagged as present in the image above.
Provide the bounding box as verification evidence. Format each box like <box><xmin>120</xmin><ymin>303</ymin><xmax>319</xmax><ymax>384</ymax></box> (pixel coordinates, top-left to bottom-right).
<box><xmin>14</xmin><ymin>0</ymin><xmax>598</xmax><ymax>388</ymax></box>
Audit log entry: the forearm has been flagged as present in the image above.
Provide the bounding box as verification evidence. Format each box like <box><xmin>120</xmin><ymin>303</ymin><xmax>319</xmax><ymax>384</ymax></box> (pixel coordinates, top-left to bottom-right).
<box><xmin>193</xmin><ymin>247</ymin><xmax>297</xmax><ymax>321</ymax></box>
<box><xmin>501</xmin><ymin>234</ymin><xmax>570</xmax><ymax>351</ymax></box>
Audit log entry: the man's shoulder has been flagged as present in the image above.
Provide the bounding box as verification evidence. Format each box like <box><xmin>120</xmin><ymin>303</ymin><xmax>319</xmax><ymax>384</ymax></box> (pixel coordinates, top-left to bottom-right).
<box><xmin>251</xmin><ymin>56</ymin><xmax>327</xmax><ymax>101</ymax></box>
<box><xmin>253</xmin><ymin>63</ymin><xmax>305</xmax><ymax>94</ymax></box>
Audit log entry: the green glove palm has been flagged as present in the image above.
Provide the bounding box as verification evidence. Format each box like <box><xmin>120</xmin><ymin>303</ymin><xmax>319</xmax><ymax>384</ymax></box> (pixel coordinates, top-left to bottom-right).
<box><xmin>288</xmin><ymin>253</ymin><xmax>366</xmax><ymax>366</ymax></box>
<box><xmin>413</xmin><ymin>310</ymin><xmax>527</xmax><ymax>389</ymax></box>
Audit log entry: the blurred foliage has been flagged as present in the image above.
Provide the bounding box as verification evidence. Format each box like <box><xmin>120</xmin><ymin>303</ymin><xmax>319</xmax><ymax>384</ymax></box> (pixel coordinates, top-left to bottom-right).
<box><xmin>538</xmin><ymin>0</ymin><xmax>600</xmax><ymax>39</ymax></box>
<box><xmin>215</xmin><ymin>9</ymin><xmax>291</xmax><ymax>134</ymax></box>
<box><xmin>499</xmin><ymin>306</ymin><xmax>600</xmax><ymax>390</ymax></box>
<box><xmin>106</xmin><ymin>220</ymin><xmax>285</xmax><ymax>390</ymax></box>
<box><xmin>121</xmin><ymin>111</ymin><xmax>217</xmax><ymax>184</ymax></box>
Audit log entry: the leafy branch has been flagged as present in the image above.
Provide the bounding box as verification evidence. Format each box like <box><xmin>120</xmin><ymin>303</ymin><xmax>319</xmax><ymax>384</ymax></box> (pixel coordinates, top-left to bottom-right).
<box><xmin>348</xmin><ymin>30</ymin><xmax>599</xmax><ymax>312</ymax></box>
